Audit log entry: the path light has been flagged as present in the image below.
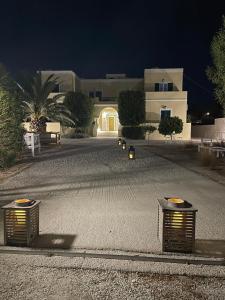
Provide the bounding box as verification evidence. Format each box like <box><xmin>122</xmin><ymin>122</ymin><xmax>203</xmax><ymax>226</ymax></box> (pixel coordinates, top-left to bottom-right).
<box><xmin>118</xmin><ymin>138</ymin><xmax>122</xmax><ymax>145</ymax></box>
<box><xmin>128</xmin><ymin>145</ymin><xmax>135</xmax><ymax>159</ymax></box>
<box><xmin>122</xmin><ymin>140</ymin><xmax>126</xmax><ymax>150</ymax></box>
<box><xmin>2</xmin><ymin>199</ymin><xmax>41</xmax><ymax>247</ymax></box>
<box><xmin>157</xmin><ymin>197</ymin><xmax>197</xmax><ymax>253</ymax></box>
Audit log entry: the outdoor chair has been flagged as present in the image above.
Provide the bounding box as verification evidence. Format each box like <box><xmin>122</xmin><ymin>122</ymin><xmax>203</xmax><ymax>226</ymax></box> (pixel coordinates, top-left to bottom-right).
<box><xmin>24</xmin><ymin>132</ymin><xmax>41</xmax><ymax>157</ymax></box>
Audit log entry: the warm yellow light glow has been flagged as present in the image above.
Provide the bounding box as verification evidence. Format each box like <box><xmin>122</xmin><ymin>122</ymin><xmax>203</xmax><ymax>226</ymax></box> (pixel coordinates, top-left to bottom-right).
<box><xmin>15</xmin><ymin>199</ymin><xmax>32</xmax><ymax>205</ymax></box>
<box><xmin>14</xmin><ymin>210</ymin><xmax>26</xmax><ymax>225</ymax></box>
<box><xmin>129</xmin><ymin>153</ymin><xmax>134</xmax><ymax>159</ymax></box>
<box><xmin>168</xmin><ymin>198</ymin><xmax>184</xmax><ymax>204</ymax></box>
<box><xmin>171</xmin><ymin>212</ymin><xmax>184</xmax><ymax>228</ymax></box>
<box><xmin>122</xmin><ymin>144</ymin><xmax>126</xmax><ymax>150</ymax></box>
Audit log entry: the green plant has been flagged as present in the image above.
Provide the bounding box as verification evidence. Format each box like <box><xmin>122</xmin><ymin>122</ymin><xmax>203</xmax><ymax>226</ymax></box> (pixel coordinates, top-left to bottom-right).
<box><xmin>122</xmin><ymin>126</ymin><xmax>144</xmax><ymax>139</ymax></box>
<box><xmin>158</xmin><ymin>116</ymin><xmax>183</xmax><ymax>140</ymax></box>
<box><xmin>0</xmin><ymin>64</ymin><xmax>24</xmax><ymax>154</ymax></box>
<box><xmin>118</xmin><ymin>90</ymin><xmax>145</xmax><ymax>126</ymax></box>
<box><xmin>64</xmin><ymin>91</ymin><xmax>93</xmax><ymax>130</ymax></box>
<box><xmin>18</xmin><ymin>72</ymin><xmax>74</xmax><ymax>132</ymax></box>
<box><xmin>206</xmin><ymin>16</ymin><xmax>225</xmax><ymax>115</ymax></box>
<box><xmin>141</xmin><ymin>125</ymin><xmax>157</xmax><ymax>134</ymax></box>
<box><xmin>0</xmin><ymin>149</ymin><xmax>16</xmax><ymax>169</ymax></box>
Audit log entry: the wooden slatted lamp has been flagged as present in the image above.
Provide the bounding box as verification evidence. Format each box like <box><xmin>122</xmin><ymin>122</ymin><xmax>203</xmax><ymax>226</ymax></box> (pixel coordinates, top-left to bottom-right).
<box><xmin>157</xmin><ymin>197</ymin><xmax>198</xmax><ymax>253</ymax></box>
<box><xmin>2</xmin><ymin>199</ymin><xmax>41</xmax><ymax>247</ymax></box>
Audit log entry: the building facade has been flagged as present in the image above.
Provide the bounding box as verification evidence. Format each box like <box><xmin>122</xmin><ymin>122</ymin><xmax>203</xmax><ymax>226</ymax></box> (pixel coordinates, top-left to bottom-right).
<box><xmin>40</xmin><ymin>68</ymin><xmax>191</xmax><ymax>139</ymax></box>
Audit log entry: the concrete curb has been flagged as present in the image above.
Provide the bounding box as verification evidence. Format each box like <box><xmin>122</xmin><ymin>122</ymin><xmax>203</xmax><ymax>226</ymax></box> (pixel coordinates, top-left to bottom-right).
<box><xmin>0</xmin><ymin>246</ymin><xmax>224</xmax><ymax>266</ymax></box>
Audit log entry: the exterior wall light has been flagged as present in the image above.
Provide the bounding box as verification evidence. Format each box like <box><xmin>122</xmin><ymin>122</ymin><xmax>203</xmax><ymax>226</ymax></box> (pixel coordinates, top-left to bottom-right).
<box><xmin>157</xmin><ymin>197</ymin><xmax>197</xmax><ymax>253</ymax></box>
<box><xmin>118</xmin><ymin>138</ymin><xmax>122</xmax><ymax>145</ymax></box>
<box><xmin>128</xmin><ymin>145</ymin><xmax>135</xmax><ymax>159</ymax></box>
<box><xmin>2</xmin><ymin>199</ymin><xmax>41</xmax><ymax>247</ymax></box>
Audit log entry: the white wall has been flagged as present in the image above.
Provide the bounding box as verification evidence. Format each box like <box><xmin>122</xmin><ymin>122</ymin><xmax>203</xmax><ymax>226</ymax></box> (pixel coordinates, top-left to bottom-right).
<box><xmin>191</xmin><ymin>118</ymin><xmax>225</xmax><ymax>139</ymax></box>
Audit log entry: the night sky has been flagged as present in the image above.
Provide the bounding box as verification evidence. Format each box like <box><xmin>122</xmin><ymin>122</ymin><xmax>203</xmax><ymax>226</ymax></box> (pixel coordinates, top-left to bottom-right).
<box><xmin>1</xmin><ymin>0</ymin><xmax>225</xmax><ymax>115</ymax></box>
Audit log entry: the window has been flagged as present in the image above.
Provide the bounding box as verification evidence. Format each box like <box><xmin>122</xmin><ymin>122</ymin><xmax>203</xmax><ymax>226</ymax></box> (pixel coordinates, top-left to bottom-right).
<box><xmin>89</xmin><ymin>91</ymin><xmax>95</xmax><ymax>98</ymax></box>
<box><xmin>95</xmin><ymin>91</ymin><xmax>102</xmax><ymax>100</ymax></box>
<box><xmin>161</xmin><ymin>109</ymin><xmax>171</xmax><ymax>120</ymax></box>
<box><xmin>52</xmin><ymin>84</ymin><xmax>60</xmax><ymax>93</ymax></box>
<box><xmin>155</xmin><ymin>82</ymin><xmax>173</xmax><ymax>91</ymax></box>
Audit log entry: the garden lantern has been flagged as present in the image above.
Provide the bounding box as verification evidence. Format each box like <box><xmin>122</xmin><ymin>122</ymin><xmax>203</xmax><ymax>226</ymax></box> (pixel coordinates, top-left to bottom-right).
<box><xmin>157</xmin><ymin>197</ymin><xmax>197</xmax><ymax>253</ymax></box>
<box><xmin>122</xmin><ymin>140</ymin><xmax>126</xmax><ymax>150</ymax></box>
<box><xmin>2</xmin><ymin>199</ymin><xmax>40</xmax><ymax>247</ymax></box>
<box><xmin>118</xmin><ymin>138</ymin><xmax>122</xmax><ymax>145</ymax></box>
<box><xmin>128</xmin><ymin>146</ymin><xmax>135</xmax><ymax>159</ymax></box>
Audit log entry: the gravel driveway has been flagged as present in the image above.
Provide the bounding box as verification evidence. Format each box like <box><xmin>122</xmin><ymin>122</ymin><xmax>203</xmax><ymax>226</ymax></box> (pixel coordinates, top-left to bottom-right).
<box><xmin>1</xmin><ymin>253</ymin><xmax>225</xmax><ymax>300</ymax></box>
<box><xmin>0</xmin><ymin>138</ymin><xmax>225</xmax><ymax>256</ymax></box>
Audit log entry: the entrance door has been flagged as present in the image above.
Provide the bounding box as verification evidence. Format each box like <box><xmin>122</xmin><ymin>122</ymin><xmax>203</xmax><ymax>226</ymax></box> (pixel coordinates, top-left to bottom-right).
<box><xmin>108</xmin><ymin>116</ymin><xmax>115</xmax><ymax>131</ymax></box>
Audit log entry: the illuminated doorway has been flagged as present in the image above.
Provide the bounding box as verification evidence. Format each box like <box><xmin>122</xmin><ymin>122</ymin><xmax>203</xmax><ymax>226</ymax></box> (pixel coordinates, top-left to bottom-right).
<box><xmin>97</xmin><ymin>107</ymin><xmax>119</xmax><ymax>136</ymax></box>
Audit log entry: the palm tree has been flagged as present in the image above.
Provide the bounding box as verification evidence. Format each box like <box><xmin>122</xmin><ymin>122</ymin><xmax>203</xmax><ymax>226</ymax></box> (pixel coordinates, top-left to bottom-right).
<box><xmin>18</xmin><ymin>72</ymin><xmax>74</xmax><ymax>132</ymax></box>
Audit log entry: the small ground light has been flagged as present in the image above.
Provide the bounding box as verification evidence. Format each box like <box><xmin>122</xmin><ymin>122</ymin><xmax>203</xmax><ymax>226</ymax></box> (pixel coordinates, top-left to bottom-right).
<box><xmin>122</xmin><ymin>140</ymin><xmax>126</xmax><ymax>150</ymax></box>
<box><xmin>157</xmin><ymin>197</ymin><xmax>197</xmax><ymax>253</ymax></box>
<box><xmin>118</xmin><ymin>138</ymin><xmax>122</xmax><ymax>145</ymax></box>
<box><xmin>2</xmin><ymin>199</ymin><xmax>41</xmax><ymax>247</ymax></box>
<box><xmin>128</xmin><ymin>145</ymin><xmax>135</xmax><ymax>159</ymax></box>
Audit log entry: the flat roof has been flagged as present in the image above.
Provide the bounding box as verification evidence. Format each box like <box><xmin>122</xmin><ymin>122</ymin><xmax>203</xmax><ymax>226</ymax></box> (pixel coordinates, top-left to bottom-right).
<box><xmin>145</xmin><ymin>68</ymin><xmax>183</xmax><ymax>73</ymax></box>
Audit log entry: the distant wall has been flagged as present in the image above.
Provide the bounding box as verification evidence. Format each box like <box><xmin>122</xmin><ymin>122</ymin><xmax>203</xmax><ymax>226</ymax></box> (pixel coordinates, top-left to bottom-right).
<box><xmin>191</xmin><ymin>118</ymin><xmax>225</xmax><ymax>139</ymax></box>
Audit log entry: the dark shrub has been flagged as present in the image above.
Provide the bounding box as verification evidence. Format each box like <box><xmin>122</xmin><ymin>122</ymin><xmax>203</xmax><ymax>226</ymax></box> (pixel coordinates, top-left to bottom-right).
<box><xmin>122</xmin><ymin>126</ymin><xmax>144</xmax><ymax>139</ymax></box>
<box><xmin>118</xmin><ymin>90</ymin><xmax>145</xmax><ymax>126</ymax></box>
<box><xmin>0</xmin><ymin>149</ymin><xmax>16</xmax><ymax>169</ymax></box>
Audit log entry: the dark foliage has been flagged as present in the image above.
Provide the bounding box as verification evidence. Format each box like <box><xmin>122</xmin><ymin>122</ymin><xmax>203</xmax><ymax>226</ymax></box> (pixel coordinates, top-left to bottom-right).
<box><xmin>118</xmin><ymin>90</ymin><xmax>145</xmax><ymax>126</ymax></box>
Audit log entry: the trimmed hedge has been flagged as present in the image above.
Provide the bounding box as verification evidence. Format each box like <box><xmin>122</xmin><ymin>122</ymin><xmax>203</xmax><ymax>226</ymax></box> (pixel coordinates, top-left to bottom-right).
<box><xmin>0</xmin><ymin>149</ymin><xmax>16</xmax><ymax>169</ymax></box>
<box><xmin>122</xmin><ymin>126</ymin><xmax>144</xmax><ymax>139</ymax></box>
<box><xmin>118</xmin><ymin>90</ymin><xmax>145</xmax><ymax>126</ymax></box>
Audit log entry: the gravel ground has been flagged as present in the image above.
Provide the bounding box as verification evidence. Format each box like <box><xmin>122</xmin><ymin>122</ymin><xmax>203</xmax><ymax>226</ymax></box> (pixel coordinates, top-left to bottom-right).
<box><xmin>1</xmin><ymin>138</ymin><xmax>225</xmax><ymax>256</ymax></box>
<box><xmin>1</xmin><ymin>253</ymin><xmax>225</xmax><ymax>300</ymax></box>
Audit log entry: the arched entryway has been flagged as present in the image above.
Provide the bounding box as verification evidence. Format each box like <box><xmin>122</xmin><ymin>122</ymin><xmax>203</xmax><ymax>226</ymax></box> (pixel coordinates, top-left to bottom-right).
<box><xmin>97</xmin><ymin>107</ymin><xmax>119</xmax><ymax>137</ymax></box>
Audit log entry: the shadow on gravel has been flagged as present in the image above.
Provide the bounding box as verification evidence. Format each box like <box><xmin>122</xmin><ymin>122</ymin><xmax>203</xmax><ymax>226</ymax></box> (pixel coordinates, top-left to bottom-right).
<box><xmin>195</xmin><ymin>239</ymin><xmax>225</xmax><ymax>258</ymax></box>
<box><xmin>32</xmin><ymin>234</ymin><xmax>76</xmax><ymax>250</ymax></box>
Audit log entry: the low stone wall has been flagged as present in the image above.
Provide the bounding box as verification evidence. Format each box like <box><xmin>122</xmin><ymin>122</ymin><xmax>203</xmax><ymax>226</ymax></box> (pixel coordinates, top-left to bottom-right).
<box><xmin>146</xmin><ymin>122</ymin><xmax>191</xmax><ymax>140</ymax></box>
<box><xmin>191</xmin><ymin>118</ymin><xmax>225</xmax><ymax>140</ymax></box>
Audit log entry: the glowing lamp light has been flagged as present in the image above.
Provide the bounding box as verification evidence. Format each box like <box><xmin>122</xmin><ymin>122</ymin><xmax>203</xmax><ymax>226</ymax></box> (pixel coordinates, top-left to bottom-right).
<box><xmin>118</xmin><ymin>138</ymin><xmax>122</xmax><ymax>145</ymax></box>
<box><xmin>122</xmin><ymin>140</ymin><xmax>126</xmax><ymax>150</ymax></box>
<box><xmin>2</xmin><ymin>199</ymin><xmax>41</xmax><ymax>247</ymax></box>
<box><xmin>158</xmin><ymin>197</ymin><xmax>197</xmax><ymax>253</ymax></box>
<box><xmin>128</xmin><ymin>146</ymin><xmax>135</xmax><ymax>159</ymax></box>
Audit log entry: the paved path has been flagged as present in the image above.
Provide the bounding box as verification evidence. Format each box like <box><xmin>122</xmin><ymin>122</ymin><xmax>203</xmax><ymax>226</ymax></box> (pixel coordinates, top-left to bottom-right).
<box><xmin>1</xmin><ymin>138</ymin><xmax>225</xmax><ymax>256</ymax></box>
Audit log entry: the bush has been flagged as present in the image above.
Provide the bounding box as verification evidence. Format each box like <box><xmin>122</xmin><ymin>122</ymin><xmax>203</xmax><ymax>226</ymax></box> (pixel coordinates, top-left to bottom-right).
<box><xmin>158</xmin><ymin>116</ymin><xmax>183</xmax><ymax>140</ymax></box>
<box><xmin>64</xmin><ymin>92</ymin><xmax>93</xmax><ymax>128</ymax></box>
<box><xmin>118</xmin><ymin>90</ymin><xmax>145</xmax><ymax>126</ymax></box>
<box><xmin>122</xmin><ymin>126</ymin><xmax>144</xmax><ymax>139</ymax></box>
<box><xmin>0</xmin><ymin>149</ymin><xmax>16</xmax><ymax>169</ymax></box>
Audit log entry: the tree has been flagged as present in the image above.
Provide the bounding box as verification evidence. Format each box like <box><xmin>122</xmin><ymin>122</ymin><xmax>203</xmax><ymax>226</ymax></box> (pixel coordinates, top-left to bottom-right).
<box><xmin>64</xmin><ymin>91</ymin><xmax>93</xmax><ymax>130</ymax></box>
<box><xmin>206</xmin><ymin>16</ymin><xmax>225</xmax><ymax>115</ymax></box>
<box><xmin>18</xmin><ymin>72</ymin><xmax>74</xmax><ymax>132</ymax></box>
<box><xmin>118</xmin><ymin>90</ymin><xmax>145</xmax><ymax>126</ymax></box>
<box><xmin>158</xmin><ymin>116</ymin><xmax>183</xmax><ymax>140</ymax></box>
